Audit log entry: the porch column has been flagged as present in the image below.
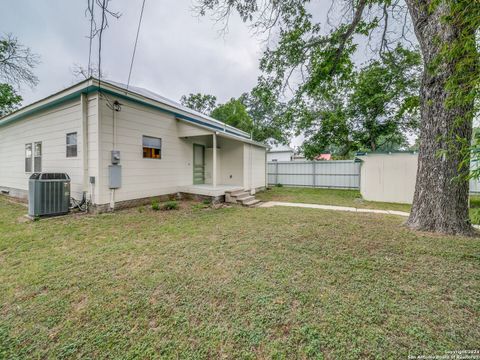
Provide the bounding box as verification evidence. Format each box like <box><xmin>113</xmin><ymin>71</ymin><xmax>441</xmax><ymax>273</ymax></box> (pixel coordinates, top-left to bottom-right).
<box><xmin>212</xmin><ymin>133</ymin><xmax>217</xmax><ymax>188</ymax></box>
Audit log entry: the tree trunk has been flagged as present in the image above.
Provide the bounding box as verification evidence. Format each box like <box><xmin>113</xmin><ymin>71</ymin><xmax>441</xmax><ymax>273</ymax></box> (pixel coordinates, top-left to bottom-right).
<box><xmin>405</xmin><ymin>0</ymin><xmax>476</xmax><ymax>235</ymax></box>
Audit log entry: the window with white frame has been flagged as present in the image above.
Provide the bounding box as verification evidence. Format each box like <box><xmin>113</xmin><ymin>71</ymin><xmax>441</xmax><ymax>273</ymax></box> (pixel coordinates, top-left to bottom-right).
<box><xmin>34</xmin><ymin>142</ymin><xmax>42</xmax><ymax>172</ymax></box>
<box><xmin>66</xmin><ymin>132</ymin><xmax>77</xmax><ymax>157</ymax></box>
<box><xmin>25</xmin><ymin>143</ymin><xmax>32</xmax><ymax>172</ymax></box>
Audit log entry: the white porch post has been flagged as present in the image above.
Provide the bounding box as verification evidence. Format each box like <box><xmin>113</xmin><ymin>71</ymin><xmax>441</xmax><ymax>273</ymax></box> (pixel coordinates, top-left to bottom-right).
<box><xmin>212</xmin><ymin>133</ymin><xmax>217</xmax><ymax>188</ymax></box>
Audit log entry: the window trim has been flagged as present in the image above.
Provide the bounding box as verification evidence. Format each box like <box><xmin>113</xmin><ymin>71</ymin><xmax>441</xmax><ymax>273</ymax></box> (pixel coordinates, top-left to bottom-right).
<box><xmin>25</xmin><ymin>143</ymin><xmax>33</xmax><ymax>173</ymax></box>
<box><xmin>33</xmin><ymin>141</ymin><xmax>42</xmax><ymax>172</ymax></box>
<box><xmin>142</xmin><ymin>135</ymin><xmax>162</xmax><ymax>160</ymax></box>
<box><xmin>66</xmin><ymin>132</ymin><xmax>78</xmax><ymax>158</ymax></box>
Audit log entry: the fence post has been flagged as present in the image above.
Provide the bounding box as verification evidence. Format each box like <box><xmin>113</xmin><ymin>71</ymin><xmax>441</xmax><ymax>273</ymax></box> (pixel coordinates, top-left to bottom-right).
<box><xmin>312</xmin><ymin>161</ymin><xmax>316</xmax><ymax>188</ymax></box>
<box><xmin>275</xmin><ymin>162</ymin><xmax>279</xmax><ymax>185</ymax></box>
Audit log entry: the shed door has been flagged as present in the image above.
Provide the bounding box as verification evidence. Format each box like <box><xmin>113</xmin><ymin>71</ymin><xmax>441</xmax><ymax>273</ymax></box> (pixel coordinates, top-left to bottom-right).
<box><xmin>193</xmin><ymin>144</ymin><xmax>205</xmax><ymax>184</ymax></box>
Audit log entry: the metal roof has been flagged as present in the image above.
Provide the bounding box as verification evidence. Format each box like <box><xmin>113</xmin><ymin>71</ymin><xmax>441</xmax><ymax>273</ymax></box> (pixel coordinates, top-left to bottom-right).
<box><xmin>268</xmin><ymin>144</ymin><xmax>295</xmax><ymax>153</ymax></box>
<box><xmin>0</xmin><ymin>77</ymin><xmax>267</xmax><ymax>148</ymax></box>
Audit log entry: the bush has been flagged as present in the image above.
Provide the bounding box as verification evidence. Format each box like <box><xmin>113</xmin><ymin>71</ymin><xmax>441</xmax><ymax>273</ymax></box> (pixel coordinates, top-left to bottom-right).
<box><xmin>151</xmin><ymin>199</ymin><xmax>160</xmax><ymax>211</ymax></box>
<box><xmin>162</xmin><ymin>200</ymin><xmax>178</xmax><ymax>211</ymax></box>
<box><xmin>202</xmin><ymin>199</ymin><xmax>212</xmax><ymax>205</ymax></box>
<box><xmin>275</xmin><ymin>183</ymin><xmax>283</xmax><ymax>187</ymax></box>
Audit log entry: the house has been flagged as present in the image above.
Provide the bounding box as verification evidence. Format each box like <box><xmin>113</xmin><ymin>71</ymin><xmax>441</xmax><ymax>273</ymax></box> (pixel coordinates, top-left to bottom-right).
<box><xmin>0</xmin><ymin>78</ymin><xmax>267</xmax><ymax>211</ymax></box>
<box><xmin>267</xmin><ymin>144</ymin><xmax>294</xmax><ymax>162</ymax></box>
<box><xmin>314</xmin><ymin>153</ymin><xmax>332</xmax><ymax>161</ymax></box>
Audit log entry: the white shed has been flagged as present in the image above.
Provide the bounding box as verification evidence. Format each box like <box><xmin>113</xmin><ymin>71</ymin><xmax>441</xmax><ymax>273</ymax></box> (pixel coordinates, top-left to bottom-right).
<box><xmin>356</xmin><ymin>152</ymin><xmax>418</xmax><ymax>204</ymax></box>
<box><xmin>267</xmin><ymin>144</ymin><xmax>294</xmax><ymax>162</ymax></box>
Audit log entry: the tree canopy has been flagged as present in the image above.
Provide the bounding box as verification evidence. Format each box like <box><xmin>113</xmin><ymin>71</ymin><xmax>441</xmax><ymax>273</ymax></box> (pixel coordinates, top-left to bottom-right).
<box><xmin>180</xmin><ymin>93</ymin><xmax>217</xmax><ymax>115</ymax></box>
<box><xmin>210</xmin><ymin>98</ymin><xmax>253</xmax><ymax>134</ymax></box>
<box><xmin>0</xmin><ymin>33</ymin><xmax>39</xmax><ymax>88</ymax></box>
<box><xmin>0</xmin><ymin>83</ymin><xmax>22</xmax><ymax>117</ymax></box>
<box><xmin>0</xmin><ymin>34</ymin><xmax>38</xmax><ymax>117</ymax></box>
<box><xmin>301</xmin><ymin>45</ymin><xmax>421</xmax><ymax>158</ymax></box>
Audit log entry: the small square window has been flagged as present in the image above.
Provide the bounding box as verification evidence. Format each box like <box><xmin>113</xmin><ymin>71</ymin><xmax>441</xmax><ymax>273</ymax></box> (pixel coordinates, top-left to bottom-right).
<box><xmin>143</xmin><ymin>136</ymin><xmax>161</xmax><ymax>159</ymax></box>
<box><xmin>66</xmin><ymin>132</ymin><xmax>77</xmax><ymax>157</ymax></box>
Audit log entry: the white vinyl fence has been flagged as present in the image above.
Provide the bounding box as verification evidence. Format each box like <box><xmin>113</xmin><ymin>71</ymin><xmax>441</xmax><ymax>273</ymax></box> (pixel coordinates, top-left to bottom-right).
<box><xmin>268</xmin><ymin>160</ymin><xmax>361</xmax><ymax>189</ymax></box>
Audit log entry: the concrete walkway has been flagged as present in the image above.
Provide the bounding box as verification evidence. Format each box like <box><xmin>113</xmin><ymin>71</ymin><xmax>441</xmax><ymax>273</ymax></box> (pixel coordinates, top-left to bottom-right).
<box><xmin>259</xmin><ymin>201</ymin><xmax>410</xmax><ymax>217</ymax></box>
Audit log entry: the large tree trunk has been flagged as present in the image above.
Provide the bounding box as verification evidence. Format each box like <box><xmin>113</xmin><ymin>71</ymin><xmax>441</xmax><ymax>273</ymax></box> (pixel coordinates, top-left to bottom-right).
<box><xmin>405</xmin><ymin>1</ymin><xmax>476</xmax><ymax>235</ymax></box>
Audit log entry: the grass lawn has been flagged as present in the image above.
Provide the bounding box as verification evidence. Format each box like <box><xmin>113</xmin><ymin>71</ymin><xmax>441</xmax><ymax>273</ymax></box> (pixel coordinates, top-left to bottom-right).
<box><xmin>0</xmin><ymin>196</ymin><xmax>479</xmax><ymax>359</ymax></box>
<box><xmin>256</xmin><ymin>187</ymin><xmax>480</xmax><ymax>223</ymax></box>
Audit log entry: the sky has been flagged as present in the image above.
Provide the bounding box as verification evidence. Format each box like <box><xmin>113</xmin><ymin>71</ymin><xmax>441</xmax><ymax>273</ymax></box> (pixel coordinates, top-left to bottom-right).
<box><xmin>2</xmin><ymin>0</ymin><xmax>417</xmax><ymax>148</ymax></box>
<box><xmin>2</xmin><ymin>0</ymin><xmax>264</xmax><ymax>108</ymax></box>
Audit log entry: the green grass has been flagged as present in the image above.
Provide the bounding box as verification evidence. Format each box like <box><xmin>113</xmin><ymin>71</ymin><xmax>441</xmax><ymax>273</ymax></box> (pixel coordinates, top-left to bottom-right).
<box><xmin>257</xmin><ymin>187</ymin><xmax>480</xmax><ymax>223</ymax></box>
<box><xmin>256</xmin><ymin>187</ymin><xmax>412</xmax><ymax>212</ymax></box>
<box><xmin>0</xmin><ymin>196</ymin><xmax>479</xmax><ymax>358</ymax></box>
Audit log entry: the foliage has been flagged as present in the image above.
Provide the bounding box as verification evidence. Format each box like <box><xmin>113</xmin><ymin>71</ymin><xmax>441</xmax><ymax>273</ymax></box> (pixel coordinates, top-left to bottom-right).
<box><xmin>162</xmin><ymin>200</ymin><xmax>179</xmax><ymax>210</ymax></box>
<box><xmin>151</xmin><ymin>199</ymin><xmax>160</xmax><ymax>211</ymax></box>
<box><xmin>180</xmin><ymin>93</ymin><xmax>217</xmax><ymax>115</ymax></box>
<box><xmin>0</xmin><ymin>33</ymin><xmax>39</xmax><ymax>88</ymax></box>
<box><xmin>240</xmin><ymin>88</ymin><xmax>290</xmax><ymax>143</ymax></box>
<box><xmin>301</xmin><ymin>45</ymin><xmax>421</xmax><ymax>158</ymax></box>
<box><xmin>0</xmin><ymin>196</ymin><xmax>478</xmax><ymax>358</ymax></box>
<box><xmin>210</xmin><ymin>97</ymin><xmax>254</xmax><ymax>134</ymax></box>
<box><xmin>180</xmin><ymin>87</ymin><xmax>288</xmax><ymax>143</ymax></box>
<box><xmin>0</xmin><ymin>83</ymin><xmax>22</xmax><ymax>117</ymax></box>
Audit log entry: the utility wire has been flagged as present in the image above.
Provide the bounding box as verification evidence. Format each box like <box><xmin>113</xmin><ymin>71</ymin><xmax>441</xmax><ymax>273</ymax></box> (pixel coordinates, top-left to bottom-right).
<box><xmin>87</xmin><ymin>0</ymin><xmax>95</xmax><ymax>77</ymax></box>
<box><xmin>126</xmin><ymin>0</ymin><xmax>147</xmax><ymax>93</ymax></box>
<box><xmin>98</xmin><ymin>0</ymin><xmax>106</xmax><ymax>87</ymax></box>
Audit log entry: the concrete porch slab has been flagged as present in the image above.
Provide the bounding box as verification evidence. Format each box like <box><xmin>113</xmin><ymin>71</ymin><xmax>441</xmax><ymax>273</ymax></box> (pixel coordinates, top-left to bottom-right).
<box><xmin>180</xmin><ymin>184</ymin><xmax>243</xmax><ymax>197</ymax></box>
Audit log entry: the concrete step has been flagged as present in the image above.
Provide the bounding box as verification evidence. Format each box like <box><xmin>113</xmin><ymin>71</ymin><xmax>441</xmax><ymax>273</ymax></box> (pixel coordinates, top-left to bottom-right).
<box><xmin>236</xmin><ymin>194</ymin><xmax>252</xmax><ymax>201</ymax></box>
<box><xmin>239</xmin><ymin>196</ymin><xmax>255</xmax><ymax>204</ymax></box>
<box><xmin>225</xmin><ymin>190</ymin><xmax>249</xmax><ymax>204</ymax></box>
<box><xmin>243</xmin><ymin>199</ymin><xmax>261</xmax><ymax>207</ymax></box>
<box><xmin>225</xmin><ymin>189</ymin><xmax>247</xmax><ymax>197</ymax></box>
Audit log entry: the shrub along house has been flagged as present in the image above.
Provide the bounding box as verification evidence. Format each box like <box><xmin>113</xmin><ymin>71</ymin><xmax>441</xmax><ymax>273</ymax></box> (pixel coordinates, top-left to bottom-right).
<box><xmin>0</xmin><ymin>78</ymin><xmax>267</xmax><ymax>211</ymax></box>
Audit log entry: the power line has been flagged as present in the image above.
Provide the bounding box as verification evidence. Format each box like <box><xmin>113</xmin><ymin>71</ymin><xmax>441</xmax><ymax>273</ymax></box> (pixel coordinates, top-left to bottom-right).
<box><xmin>87</xmin><ymin>0</ymin><xmax>95</xmax><ymax>77</ymax></box>
<box><xmin>126</xmin><ymin>0</ymin><xmax>147</xmax><ymax>93</ymax></box>
<box><xmin>98</xmin><ymin>0</ymin><xmax>106</xmax><ymax>87</ymax></box>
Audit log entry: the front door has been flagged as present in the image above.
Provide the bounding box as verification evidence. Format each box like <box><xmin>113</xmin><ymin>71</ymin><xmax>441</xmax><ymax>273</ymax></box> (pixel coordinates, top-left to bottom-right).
<box><xmin>193</xmin><ymin>144</ymin><xmax>205</xmax><ymax>184</ymax></box>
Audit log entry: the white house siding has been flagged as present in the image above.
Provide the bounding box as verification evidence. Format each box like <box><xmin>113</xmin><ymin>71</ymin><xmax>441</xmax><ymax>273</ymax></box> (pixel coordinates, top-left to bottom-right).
<box><xmin>358</xmin><ymin>153</ymin><xmax>417</xmax><ymax>204</ymax></box>
<box><xmin>205</xmin><ymin>147</ymin><xmax>222</xmax><ymax>185</ymax></box>
<box><xmin>267</xmin><ymin>151</ymin><xmax>293</xmax><ymax>162</ymax></box>
<box><xmin>0</xmin><ymin>97</ymin><xmax>97</xmax><ymax>200</ymax></box>
<box><xmin>86</xmin><ymin>95</ymin><xmax>100</xmax><ymax>204</ymax></box>
<box><xmin>218</xmin><ymin>137</ymin><xmax>244</xmax><ymax>186</ymax></box>
<box><xmin>97</xmin><ymin>95</ymin><xmax>209</xmax><ymax>205</ymax></box>
<box><xmin>243</xmin><ymin>144</ymin><xmax>266</xmax><ymax>191</ymax></box>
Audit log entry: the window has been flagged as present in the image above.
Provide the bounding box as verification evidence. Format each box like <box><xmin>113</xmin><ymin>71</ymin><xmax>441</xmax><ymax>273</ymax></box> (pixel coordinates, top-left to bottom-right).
<box><xmin>25</xmin><ymin>143</ymin><xmax>32</xmax><ymax>172</ymax></box>
<box><xmin>66</xmin><ymin>132</ymin><xmax>77</xmax><ymax>157</ymax></box>
<box><xmin>34</xmin><ymin>142</ymin><xmax>42</xmax><ymax>172</ymax></box>
<box><xmin>143</xmin><ymin>136</ymin><xmax>161</xmax><ymax>159</ymax></box>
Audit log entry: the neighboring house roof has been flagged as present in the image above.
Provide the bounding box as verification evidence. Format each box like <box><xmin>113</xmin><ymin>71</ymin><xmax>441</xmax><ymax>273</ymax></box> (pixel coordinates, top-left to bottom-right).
<box><xmin>268</xmin><ymin>144</ymin><xmax>295</xmax><ymax>153</ymax></box>
<box><xmin>315</xmin><ymin>154</ymin><xmax>332</xmax><ymax>160</ymax></box>
<box><xmin>0</xmin><ymin>77</ymin><xmax>267</xmax><ymax>148</ymax></box>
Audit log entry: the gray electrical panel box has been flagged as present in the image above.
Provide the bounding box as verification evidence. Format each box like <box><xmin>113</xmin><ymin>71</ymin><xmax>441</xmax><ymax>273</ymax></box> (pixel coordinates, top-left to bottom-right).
<box><xmin>108</xmin><ymin>165</ymin><xmax>122</xmax><ymax>189</ymax></box>
<box><xmin>28</xmin><ymin>173</ymin><xmax>71</xmax><ymax>217</ymax></box>
<box><xmin>111</xmin><ymin>150</ymin><xmax>121</xmax><ymax>164</ymax></box>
